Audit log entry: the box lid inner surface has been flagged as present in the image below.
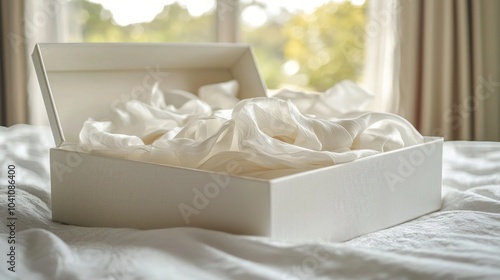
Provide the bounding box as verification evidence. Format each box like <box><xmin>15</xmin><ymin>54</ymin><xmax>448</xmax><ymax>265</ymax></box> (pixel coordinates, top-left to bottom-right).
<box><xmin>32</xmin><ymin>43</ymin><xmax>267</xmax><ymax>147</ymax></box>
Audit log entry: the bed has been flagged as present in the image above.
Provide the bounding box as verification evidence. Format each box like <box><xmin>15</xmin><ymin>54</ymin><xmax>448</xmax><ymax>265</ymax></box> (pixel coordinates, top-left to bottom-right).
<box><xmin>1</xmin><ymin>124</ymin><xmax>499</xmax><ymax>279</ymax></box>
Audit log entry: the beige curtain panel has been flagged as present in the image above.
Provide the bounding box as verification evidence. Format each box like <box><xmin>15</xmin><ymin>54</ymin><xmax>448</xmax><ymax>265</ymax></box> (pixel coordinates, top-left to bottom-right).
<box><xmin>399</xmin><ymin>0</ymin><xmax>500</xmax><ymax>141</ymax></box>
<box><xmin>1</xmin><ymin>0</ymin><xmax>68</xmax><ymax>126</ymax></box>
<box><xmin>1</xmin><ymin>0</ymin><xmax>29</xmax><ymax>126</ymax></box>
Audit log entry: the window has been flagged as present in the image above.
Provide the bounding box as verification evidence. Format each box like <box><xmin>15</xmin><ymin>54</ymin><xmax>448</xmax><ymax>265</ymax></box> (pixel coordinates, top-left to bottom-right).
<box><xmin>240</xmin><ymin>0</ymin><xmax>366</xmax><ymax>91</ymax></box>
<box><xmin>68</xmin><ymin>0</ymin><xmax>367</xmax><ymax>92</ymax></box>
<box><xmin>70</xmin><ymin>0</ymin><xmax>216</xmax><ymax>42</ymax></box>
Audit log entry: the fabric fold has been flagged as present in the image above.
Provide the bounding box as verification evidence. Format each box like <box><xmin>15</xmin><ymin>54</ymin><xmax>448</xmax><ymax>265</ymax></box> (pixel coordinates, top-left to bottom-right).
<box><xmin>65</xmin><ymin>80</ymin><xmax>425</xmax><ymax>178</ymax></box>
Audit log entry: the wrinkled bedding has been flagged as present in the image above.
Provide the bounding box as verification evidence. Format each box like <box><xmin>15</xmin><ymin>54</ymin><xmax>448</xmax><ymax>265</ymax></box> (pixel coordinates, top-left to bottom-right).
<box><xmin>0</xmin><ymin>124</ymin><xmax>499</xmax><ymax>279</ymax></box>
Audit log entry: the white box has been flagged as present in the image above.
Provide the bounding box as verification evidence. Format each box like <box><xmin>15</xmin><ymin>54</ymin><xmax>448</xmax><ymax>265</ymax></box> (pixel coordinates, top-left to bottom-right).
<box><xmin>32</xmin><ymin>43</ymin><xmax>443</xmax><ymax>242</ymax></box>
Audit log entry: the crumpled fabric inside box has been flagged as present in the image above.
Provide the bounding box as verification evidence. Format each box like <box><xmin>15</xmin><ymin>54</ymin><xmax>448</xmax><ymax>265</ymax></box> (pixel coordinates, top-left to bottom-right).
<box><xmin>61</xmin><ymin>80</ymin><xmax>424</xmax><ymax>179</ymax></box>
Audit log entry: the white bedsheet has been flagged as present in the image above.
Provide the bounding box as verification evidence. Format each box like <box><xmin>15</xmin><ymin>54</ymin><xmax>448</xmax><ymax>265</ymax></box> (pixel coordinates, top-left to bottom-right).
<box><xmin>0</xmin><ymin>124</ymin><xmax>499</xmax><ymax>279</ymax></box>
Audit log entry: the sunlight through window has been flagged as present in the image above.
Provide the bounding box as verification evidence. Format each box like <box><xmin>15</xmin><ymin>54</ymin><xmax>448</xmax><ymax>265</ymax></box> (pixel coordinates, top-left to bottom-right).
<box><xmin>71</xmin><ymin>0</ymin><xmax>367</xmax><ymax>92</ymax></box>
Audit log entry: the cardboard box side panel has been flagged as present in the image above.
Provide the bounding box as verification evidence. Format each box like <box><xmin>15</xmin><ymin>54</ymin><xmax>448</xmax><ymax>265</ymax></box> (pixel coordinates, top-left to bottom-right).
<box><xmin>32</xmin><ymin>43</ymin><xmax>267</xmax><ymax>145</ymax></box>
<box><xmin>232</xmin><ymin>49</ymin><xmax>267</xmax><ymax>99</ymax></box>
<box><xmin>47</xmin><ymin>69</ymin><xmax>232</xmax><ymax>144</ymax></box>
<box><xmin>38</xmin><ymin>43</ymin><xmax>250</xmax><ymax>71</ymax></box>
<box><xmin>50</xmin><ymin>149</ymin><xmax>272</xmax><ymax>235</ymax></box>
<box><xmin>271</xmin><ymin>139</ymin><xmax>443</xmax><ymax>242</ymax></box>
<box><xmin>32</xmin><ymin>46</ymin><xmax>64</xmax><ymax>146</ymax></box>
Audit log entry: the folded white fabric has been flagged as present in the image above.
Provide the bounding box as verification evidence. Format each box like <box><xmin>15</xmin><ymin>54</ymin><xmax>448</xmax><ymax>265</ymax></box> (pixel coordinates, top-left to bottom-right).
<box><xmin>65</xmin><ymin>80</ymin><xmax>424</xmax><ymax>179</ymax></box>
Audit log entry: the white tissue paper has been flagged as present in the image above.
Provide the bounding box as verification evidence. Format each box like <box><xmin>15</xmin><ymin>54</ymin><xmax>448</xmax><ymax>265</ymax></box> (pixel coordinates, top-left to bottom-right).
<box><xmin>64</xmin><ymin>80</ymin><xmax>424</xmax><ymax>179</ymax></box>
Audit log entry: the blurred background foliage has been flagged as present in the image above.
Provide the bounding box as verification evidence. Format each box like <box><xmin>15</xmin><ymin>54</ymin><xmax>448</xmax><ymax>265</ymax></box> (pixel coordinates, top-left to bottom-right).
<box><xmin>72</xmin><ymin>0</ymin><xmax>366</xmax><ymax>92</ymax></box>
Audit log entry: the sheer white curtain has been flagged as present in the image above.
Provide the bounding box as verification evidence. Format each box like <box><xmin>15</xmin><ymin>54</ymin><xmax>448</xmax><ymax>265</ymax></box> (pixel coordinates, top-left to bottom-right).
<box><xmin>25</xmin><ymin>0</ymin><xmax>76</xmax><ymax>125</ymax></box>
<box><xmin>362</xmin><ymin>0</ymin><xmax>401</xmax><ymax>113</ymax></box>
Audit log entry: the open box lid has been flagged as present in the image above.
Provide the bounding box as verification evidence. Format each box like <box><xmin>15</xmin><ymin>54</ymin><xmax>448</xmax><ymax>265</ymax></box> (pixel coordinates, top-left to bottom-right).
<box><xmin>32</xmin><ymin>43</ymin><xmax>267</xmax><ymax>147</ymax></box>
